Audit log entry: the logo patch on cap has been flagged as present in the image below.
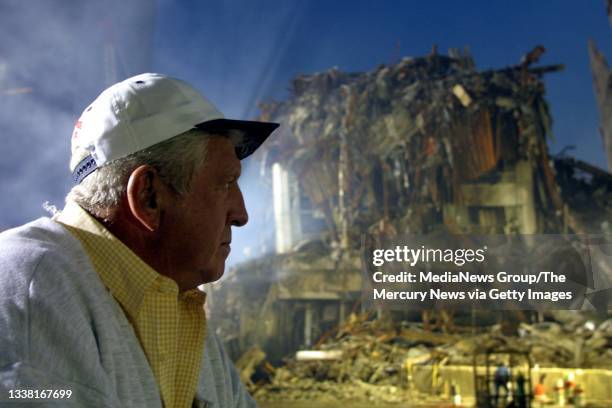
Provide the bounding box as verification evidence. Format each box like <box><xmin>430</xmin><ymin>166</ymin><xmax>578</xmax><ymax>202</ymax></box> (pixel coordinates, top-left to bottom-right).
<box><xmin>72</xmin><ymin>120</ymin><xmax>82</xmax><ymax>140</ymax></box>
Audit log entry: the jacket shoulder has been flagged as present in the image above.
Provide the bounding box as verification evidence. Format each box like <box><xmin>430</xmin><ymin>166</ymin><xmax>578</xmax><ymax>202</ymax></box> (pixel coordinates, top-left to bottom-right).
<box><xmin>0</xmin><ymin>218</ymin><xmax>85</xmax><ymax>291</ymax></box>
<box><xmin>0</xmin><ymin>218</ymin><xmax>98</xmax><ymax>361</ymax></box>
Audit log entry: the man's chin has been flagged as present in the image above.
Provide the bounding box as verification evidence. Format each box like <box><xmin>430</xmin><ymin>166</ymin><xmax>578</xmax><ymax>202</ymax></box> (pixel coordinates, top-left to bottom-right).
<box><xmin>201</xmin><ymin>264</ymin><xmax>226</xmax><ymax>284</ymax></box>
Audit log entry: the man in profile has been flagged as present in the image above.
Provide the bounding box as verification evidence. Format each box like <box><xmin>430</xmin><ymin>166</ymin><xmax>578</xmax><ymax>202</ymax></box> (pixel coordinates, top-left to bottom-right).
<box><xmin>0</xmin><ymin>73</ymin><xmax>279</xmax><ymax>407</ymax></box>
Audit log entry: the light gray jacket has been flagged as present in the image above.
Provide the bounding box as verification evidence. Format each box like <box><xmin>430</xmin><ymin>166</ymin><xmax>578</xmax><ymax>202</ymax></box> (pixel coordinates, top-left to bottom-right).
<box><xmin>0</xmin><ymin>217</ymin><xmax>257</xmax><ymax>408</ymax></box>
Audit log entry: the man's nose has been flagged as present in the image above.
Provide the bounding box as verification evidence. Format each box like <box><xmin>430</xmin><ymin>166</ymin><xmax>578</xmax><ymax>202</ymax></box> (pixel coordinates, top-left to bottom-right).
<box><xmin>229</xmin><ymin>184</ymin><xmax>248</xmax><ymax>227</ymax></box>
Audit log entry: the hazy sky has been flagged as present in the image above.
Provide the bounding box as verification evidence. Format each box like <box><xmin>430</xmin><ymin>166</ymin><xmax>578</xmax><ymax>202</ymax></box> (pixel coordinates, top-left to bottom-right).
<box><xmin>1</xmin><ymin>0</ymin><xmax>610</xmax><ymax>265</ymax></box>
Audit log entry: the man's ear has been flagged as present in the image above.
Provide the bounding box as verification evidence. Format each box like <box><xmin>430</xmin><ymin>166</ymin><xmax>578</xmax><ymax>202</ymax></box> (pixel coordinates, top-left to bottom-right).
<box><xmin>125</xmin><ymin>165</ymin><xmax>167</xmax><ymax>232</ymax></box>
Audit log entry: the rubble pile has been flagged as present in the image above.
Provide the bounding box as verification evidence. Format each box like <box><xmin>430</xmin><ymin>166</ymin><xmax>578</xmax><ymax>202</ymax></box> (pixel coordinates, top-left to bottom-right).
<box><xmin>553</xmin><ymin>156</ymin><xmax>612</xmax><ymax>233</ymax></box>
<box><xmin>254</xmin><ymin>312</ymin><xmax>612</xmax><ymax>403</ymax></box>
<box><xmin>253</xmin><ymin>315</ymin><xmax>429</xmax><ymax>402</ymax></box>
<box><xmin>256</xmin><ymin>373</ymin><xmax>415</xmax><ymax>404</ymax></box>
<box><xmin>258</xmin><ymin>48</ymin><xmax>576</xmax><ymax>239</ymax></box>
<box><xmin>524</xmin><ymin>311</ymin><xmax>612</xmax><ymax>368</ymax></box>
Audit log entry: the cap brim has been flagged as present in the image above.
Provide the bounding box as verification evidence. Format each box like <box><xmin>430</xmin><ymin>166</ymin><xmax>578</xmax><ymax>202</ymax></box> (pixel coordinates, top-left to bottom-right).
<box><xmin>196</xmin><ymin>118</ymin><xmax>279</xmax><ymax>160</ymax></box>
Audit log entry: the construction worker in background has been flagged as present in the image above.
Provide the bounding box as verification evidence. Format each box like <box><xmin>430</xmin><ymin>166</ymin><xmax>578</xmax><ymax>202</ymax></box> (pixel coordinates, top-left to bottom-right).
<box><xmin>493</xmin><ymin>360</ymin><xmax>511</xmax><ymax>407</ymax></box>
<box><xmin>533</xmin><ymin>373</ymin><xmax>548</xmax><ymax>407</ymax></box>
<box><xmin>554</xmin><ymin>378</ymin><xmax>566</xmax><ymax>406</ymax></box>
<box><xmin>514</xmin><ymin>371</ymin><xmax>527</xmax><ymax>408</ymax></box>
<box><xmin>450</xmin><ymin>381</ymin><xmax>461</xmax><ymax>407</ymax></box>
<box><xmin>564</xmin><ymin>371</ymin><xmax>576</xmax><ymax>404</ymax></box>
<box><xmin>572</xmin><ymin>382</ymin><xmax>584</xmax><ymax>408</ymax></box>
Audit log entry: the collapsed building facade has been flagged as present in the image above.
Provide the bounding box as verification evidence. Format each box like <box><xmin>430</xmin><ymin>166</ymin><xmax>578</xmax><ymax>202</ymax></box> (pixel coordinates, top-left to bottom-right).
<box><xmin>588</xmin><ymin>0</ymin><xmax>612</xmax><ymax>172</ymax></box>
<box><xmin>588</xmin><ymin>40</ymin><xmax>612</xmax><ymax>172</ymax></box>
<box><xmin>208</xmin><ymin>49</ymin><xmax>612</xmax><ymax>380</ymax></box>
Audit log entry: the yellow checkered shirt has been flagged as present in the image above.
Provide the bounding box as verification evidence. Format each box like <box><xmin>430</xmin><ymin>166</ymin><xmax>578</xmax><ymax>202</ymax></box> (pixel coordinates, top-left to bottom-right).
<box><xmin>57</xmin><ymin>201</ymin><xmax>206</xmax><ymax>408</ymax></box>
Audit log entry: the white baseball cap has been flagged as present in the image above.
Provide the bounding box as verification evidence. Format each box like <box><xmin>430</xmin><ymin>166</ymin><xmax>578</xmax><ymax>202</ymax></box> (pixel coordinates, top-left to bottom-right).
<box><xmin>70</xmin><ymin>73</ymin><xmax>279</xmax><ymax>184</ymax></box>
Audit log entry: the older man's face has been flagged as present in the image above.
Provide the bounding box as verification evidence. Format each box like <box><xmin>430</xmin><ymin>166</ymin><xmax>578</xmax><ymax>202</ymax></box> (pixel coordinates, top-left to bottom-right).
<box><xmin>163</xmin><ymin>136</ymin><xmax>248</xmax><ymax>289</ymax></box>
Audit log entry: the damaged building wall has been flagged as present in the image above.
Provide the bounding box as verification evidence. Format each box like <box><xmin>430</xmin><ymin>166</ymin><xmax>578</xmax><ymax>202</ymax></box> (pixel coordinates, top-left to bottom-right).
<box><xmin>588</xmin><ymin>40</ymin><xmax>612</xmax><ymax>172</ymax></box>
<box><xmin>272</xmin><ymin>162</ymin><xmax>302</xmax><ymax>253</ymax></box>
<box><xmin>209</xmin><ymin>49</ymin><xmax>612</xmax><ymax>368</ymax></box>
<box><xmin>259</xmin><ymin>52</ymin><xmax>570</xmax><ymax>245</ymax></box>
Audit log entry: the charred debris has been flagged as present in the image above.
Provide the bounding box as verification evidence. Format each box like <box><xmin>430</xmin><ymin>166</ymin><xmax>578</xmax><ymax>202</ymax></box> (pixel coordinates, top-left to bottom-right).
<box><xmin>250</xmin><ymin>312</ymin><xmax>612</xmax><ymax>404</ymax></box>
<box><xmin>253</xmin><ymin>47</ymin><xmax>609</xmax><ymax>243</ymax></box>
<box><xmin>207</xmin><ymin>48</ymin><xmax>612</xmax><ymax>397</ymax></box>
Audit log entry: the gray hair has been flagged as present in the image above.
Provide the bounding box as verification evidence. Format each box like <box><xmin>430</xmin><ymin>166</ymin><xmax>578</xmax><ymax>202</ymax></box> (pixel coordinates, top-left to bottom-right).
<box><xmin>66</xmin><ymin>128</ymin><xmax>243</xmax><ymax>220</ymax></box>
